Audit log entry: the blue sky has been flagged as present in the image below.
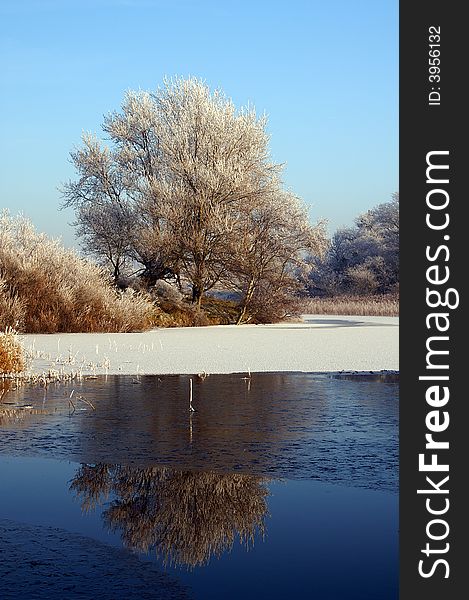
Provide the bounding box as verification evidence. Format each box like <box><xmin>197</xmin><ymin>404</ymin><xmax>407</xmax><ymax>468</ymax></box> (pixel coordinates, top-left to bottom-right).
<box><xmin>0</xmin><ymin>0</ymin><xmax>398</xmax><ymax>247</ymax></box>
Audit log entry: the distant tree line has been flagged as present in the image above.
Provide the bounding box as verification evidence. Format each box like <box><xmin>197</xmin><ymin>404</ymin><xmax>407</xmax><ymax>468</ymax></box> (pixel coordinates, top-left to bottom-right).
<box><xmin>306</xmin><ymin>193</ymin><xmax>399</xmax><ymax>296</ymax></box>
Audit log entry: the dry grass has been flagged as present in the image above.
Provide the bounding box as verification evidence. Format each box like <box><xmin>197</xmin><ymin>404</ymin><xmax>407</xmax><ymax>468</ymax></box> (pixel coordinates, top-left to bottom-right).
<box><xmin>0</xmin><ymin>212</ymin><xmax>155</xmax><ymax>333</ymax></box>
<box><xmin>151</xmin><ymin>295</ymin><xmax>238</xmax><ymax>327</ymax></box>
<box><xmin>201</xmin><ymin>297</ymin><xmax>239</xmax><ymax>325</ymax></box>
<box><xmin>302</xmin><ymin>294</ymin><xmax>399</xmax><ymax>317</ymax></box>
<box><xmin>0</xmin><ymin>328</ymin><xmax>25</xmax><ymax>374</ymax></box>
<box><xmin>152</xmin><ymin>304</ymin><xmax>211</xmax><ymax>328</ymax></box>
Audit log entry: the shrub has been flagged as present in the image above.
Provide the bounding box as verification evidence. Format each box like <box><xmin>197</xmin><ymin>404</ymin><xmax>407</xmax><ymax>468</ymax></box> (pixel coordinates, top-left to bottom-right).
<box><xmin>0</xmin><ymin>212</ymin><xmax>155</xmax><ymax>333</ymax></box>
<box><xmin>235</xmin><ymin>278</ymin><xmax>305</xmax><ymax>324</ymax></box>
<box><xmin>201</xmin><ymin>296</ymin><xmax>239</xmax><ymax>325</ymax></box>
<box><xmin>0</xmin><ymin>278</ymin><xmax>25</xmax><ymax>330</ymax></box>
<box><xmin>346</xmin><ymin>264</ymin><xmax>380</xmax><ymax>295</ymax></box>
<box><xmin>152</xmin><ymin>302</ymin><xmax>211</xmax><ymax>328</ymax></box>
<box><xmin>0</xmin><ymin>328</ymin><xmax>25</xmax><ymax>374</ymax></box>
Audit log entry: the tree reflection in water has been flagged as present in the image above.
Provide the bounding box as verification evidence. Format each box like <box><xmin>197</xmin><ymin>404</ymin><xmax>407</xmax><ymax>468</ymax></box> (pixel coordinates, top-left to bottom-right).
<box><xmin>70</xmin><ymin>464</ymin><xmax>269</xmax><ymax>568</ymax></box>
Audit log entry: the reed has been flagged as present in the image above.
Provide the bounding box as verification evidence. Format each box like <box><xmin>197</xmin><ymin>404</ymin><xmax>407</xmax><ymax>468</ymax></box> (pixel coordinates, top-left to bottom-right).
<box><xmin>302</xmin><ymin>294</ymin><xmax>399</xmax><ymax>317</ymax></box>
<box><xmin>0</xmin><ymin>327</ymin><xmax>25</xmax><ymax>374</ymax></box>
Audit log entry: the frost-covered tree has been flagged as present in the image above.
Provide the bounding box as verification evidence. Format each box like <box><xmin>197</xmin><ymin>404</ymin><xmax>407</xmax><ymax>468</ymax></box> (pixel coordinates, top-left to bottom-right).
<box><xmin>62</xmin><ymin>135</ymin><xmax>135</xmax><ymax>282</ymax></box>
<box><xmin>63</xmin><ymin>77</ymin><xmax>325</xmax><ymax>310</ymax></box>
<box><xmin>308</xmin><ymin>194</ymin><xmax>399</xmax><ymax>295</ymax></box>
<box><xmin>228</xmin><ymin>191</ymin><xmax>327</xmax><ymax>323</ymax></box>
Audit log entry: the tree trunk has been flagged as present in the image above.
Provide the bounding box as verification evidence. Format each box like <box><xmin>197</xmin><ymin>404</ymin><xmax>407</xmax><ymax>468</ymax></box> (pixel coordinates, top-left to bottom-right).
<box><xmin>112</xmin><ymin>263</ymin><xmax>120</xmax><ymax>284</ymax></box>
<box><xmin>191</xmin><ymin>260</ymin><xmax>205</xmax><ymax>307</ymax></box>
<box><xmin>192</xmin><ymin>284</ymin><xmax>203</xmax><ymax>306</ymax></box>
<box><xmin>236</xmin><ymin>277</ymin><xmax>255</xmax><ymax>325</ymax></box>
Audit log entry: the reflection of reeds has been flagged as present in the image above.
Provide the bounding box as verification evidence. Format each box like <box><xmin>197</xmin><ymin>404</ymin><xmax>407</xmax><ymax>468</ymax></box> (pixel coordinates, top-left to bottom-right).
<box><xmin>0</xmin><ymin>405</ymin><xmax>48</xmax><ymax>425</ymax></box>
<box><xmin>71</xmin><ymin>464</ymin><xmax>269</xmax><ymax>568</ymax></box>
<box><xmin>189</xmin><ymin>378</ymin><xmax>195</xmax><ymax>412</ymax></box>
<box><xmin>1</xmin><ymin>374</ymin><xmax>96</xmax><ymax>425</ymax></box>
<box><xmin>1</xmin><ymin>368</ymin><xmax>83</xmax><ymax>385</ymax></box>
<box><xmin>68</xmin><ymin>389</ymin><xmax>95</xmax><ymax>413</ymax></box>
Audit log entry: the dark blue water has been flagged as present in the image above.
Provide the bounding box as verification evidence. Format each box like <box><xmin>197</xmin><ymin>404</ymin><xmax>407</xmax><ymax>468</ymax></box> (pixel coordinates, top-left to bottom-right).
<box><xmin>0</xmin><ymin>374</ymin><xmax>398</xmax><ymax>599</ymax></box>
<box><xmin>0</xmin><ymin>373</ymin><xmax>398</xmax><ymax>490</ymax></box>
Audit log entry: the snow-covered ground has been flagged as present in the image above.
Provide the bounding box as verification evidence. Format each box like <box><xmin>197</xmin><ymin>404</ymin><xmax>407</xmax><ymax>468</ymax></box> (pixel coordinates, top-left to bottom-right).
<box><xmin>22</xmin><ymin>315</ymin><xmax>398</xmax><ymax>376</ymax></box>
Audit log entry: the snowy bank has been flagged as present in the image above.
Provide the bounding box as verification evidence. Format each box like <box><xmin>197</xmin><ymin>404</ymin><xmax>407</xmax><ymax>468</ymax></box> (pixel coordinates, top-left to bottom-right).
<box><xmin>22</xmin><ymin>315</ymin><xmax>398</xmax><ymax>376</ymax></box>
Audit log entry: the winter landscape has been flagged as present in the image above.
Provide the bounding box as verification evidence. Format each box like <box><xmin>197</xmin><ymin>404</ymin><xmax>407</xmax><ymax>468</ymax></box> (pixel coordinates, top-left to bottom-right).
<box><xmin>1</xmin><ymin>2</ymin><xmax>398</xmax><ymax>599</ymax></box>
